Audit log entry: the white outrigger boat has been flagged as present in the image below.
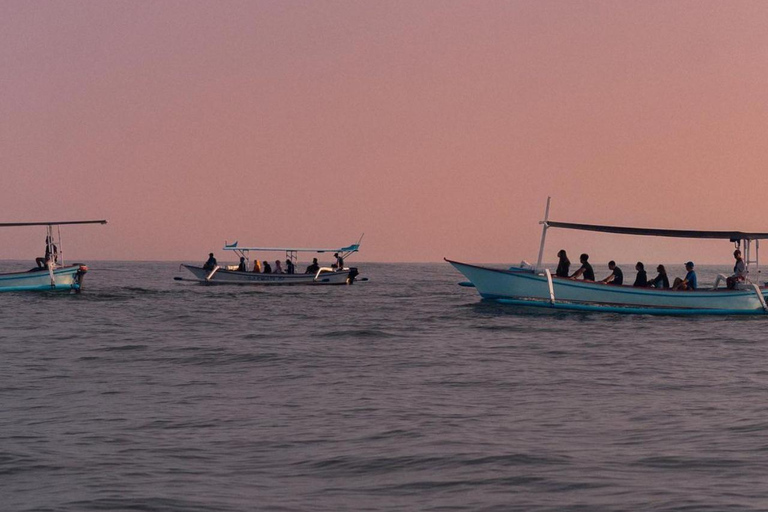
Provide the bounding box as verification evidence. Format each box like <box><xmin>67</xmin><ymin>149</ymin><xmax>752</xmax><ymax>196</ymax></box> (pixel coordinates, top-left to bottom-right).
<box><xmin>0</xmin><ymin>220</ymin><xmax>107</xmax><ymax>293</ymax></box>
<box><xmin>447</xmin><ymin>199</ymin><xmax>768</xmax><ymax>315</ymax></box>
<box><xmin>179</xmin><ymin>239</ymin><xmax>362</xmax><ymax>286</ymax></box>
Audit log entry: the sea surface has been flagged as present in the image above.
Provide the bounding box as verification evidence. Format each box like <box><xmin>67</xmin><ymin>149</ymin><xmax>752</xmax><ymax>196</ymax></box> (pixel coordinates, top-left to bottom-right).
<box><xmin>2</xmin><ymin>261</ymin><xmax>768</xmax><ymax>512</ymax></box>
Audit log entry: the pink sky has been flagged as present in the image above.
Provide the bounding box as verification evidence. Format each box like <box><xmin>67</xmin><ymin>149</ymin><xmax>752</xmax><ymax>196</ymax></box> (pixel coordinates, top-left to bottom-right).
<box><xmin>2</xmin><ymin>1</ymin><xmax>767</xmax><ymax>264</ymax></box>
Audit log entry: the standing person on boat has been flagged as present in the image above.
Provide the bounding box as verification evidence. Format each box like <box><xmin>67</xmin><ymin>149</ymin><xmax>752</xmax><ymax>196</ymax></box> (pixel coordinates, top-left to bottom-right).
<box><xmin>726</xmin><ymin>250</ymin><xmax>746</xmax><ymax>289</ymax></box>
<box><xmin>237</xmin><ymin>257</ymin><xmax>247</xmax><ymax>272</ymax></box>
<box><xmin>555</xmin><ymin>250</ymin><xmax>570</xmax><ymax>278</ymax></box>
<box><xmin>633</xmin><ymin>262</ymin><xmax>648</xmax><ymax>287</ymax></box>
<box><xmin>600</xmin><ymin>261</ymin><xmax>623</xmax><ymax>285</ymax></box>
<box><xmin>274</xmin><ymin>260</ymin><xmax>283</xmax><ymax>274</ymax></box>
<box><xmin>285</xmin><ymin>259</ymin><xmax>295</xmax><ymax>274</ymax></box>
<box><xmin>305</xmin><ymin>258</ymin><xmax>320</xmax><ymax>274</ymax></box>
<box><xmin>252</xmin><ymin>259</ymin><xmax>261</xmax><ymax>273</ymax></box>
<box><xmin>672</xmin><ymin>262</ymin><xmax>697</xmax><ymax>291</ymax></box>
<box><xmin>334</xmin><ymin>252</ymin><xmax>344</xmax><ymax>270</ymax></box>
<box><xmin>570</xmin><ymin>253</ymin><xmax>595</xmax><ymax>281</ymax></box>
<box><xmin>262</xmin><ymin>260</ymin><xmax>272</xmax><ymax>273</ymax></box>
<box><xmin>649</xmin><ymin>265</ymin><xmax>670</xmax><ymax>289</ymax></box>
<box><xmin>203</xmin><ymin>253</ymin><xmax>217</xmax><ymax>271</ymax></box>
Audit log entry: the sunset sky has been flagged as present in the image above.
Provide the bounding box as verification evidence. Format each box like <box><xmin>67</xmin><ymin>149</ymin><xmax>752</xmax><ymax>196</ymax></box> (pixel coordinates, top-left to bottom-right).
<box><xmin>2</xmin><ymin>1</ymin><xmax>767</xmax><ymax>264</ymax></box>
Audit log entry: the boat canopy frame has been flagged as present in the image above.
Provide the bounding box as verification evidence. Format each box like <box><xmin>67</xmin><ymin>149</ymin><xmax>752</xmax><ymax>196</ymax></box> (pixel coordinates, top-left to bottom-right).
<box><xmin>534</xmin><ymin>198</ymin><xmax>763</xmax><ymax>286</ymax></box>
<box><xmin>223</xmin><ymin>235</ymin><xmax>363</xmax><ymax>268</ymax></box>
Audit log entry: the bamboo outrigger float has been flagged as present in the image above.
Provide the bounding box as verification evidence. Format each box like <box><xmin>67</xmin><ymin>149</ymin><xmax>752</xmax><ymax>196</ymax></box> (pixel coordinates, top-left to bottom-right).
<box><xmin>447</xmin><ymin>198</ymin><xmax>768</xmax><ymax>315</ymax></box>
<box><xmin>179</xmin><ymin>237</ymin><xmax>363</xmax><ymax>286</ymax></box>
<box><xmin>0</xmin><ymin>220</ymin><xmax>107</xmax><ymax>293</ymax></box>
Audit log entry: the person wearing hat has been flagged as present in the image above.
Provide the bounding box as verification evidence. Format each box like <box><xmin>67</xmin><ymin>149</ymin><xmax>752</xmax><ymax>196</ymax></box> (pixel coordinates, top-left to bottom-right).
<box><xmin>672</xmin><ymin>261</ymin><xmax>697</xmax><ymax>291</ymax></box>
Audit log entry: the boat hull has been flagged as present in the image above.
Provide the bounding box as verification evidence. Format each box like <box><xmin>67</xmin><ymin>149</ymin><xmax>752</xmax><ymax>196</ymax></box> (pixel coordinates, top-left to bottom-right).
<box><xmin>0</xmin><ymin>265</ymin><xmax>86</xmax><ymax>292</ymax></box>
<box><xmin>181</xmin><ymin>265</ymin><xmax>355</xmax><ymax>285</ymax></box>
<box><xmin>447</xmin><ymin>259</ymin><xmax>768</xmax><ymax>315</ymax></box>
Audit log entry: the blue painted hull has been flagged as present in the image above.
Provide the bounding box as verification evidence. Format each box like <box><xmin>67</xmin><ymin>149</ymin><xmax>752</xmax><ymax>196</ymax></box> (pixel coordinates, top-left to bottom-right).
<box><xmin>0</xmin><ymin>265</ymin><xmax>85</xmax><ymax>292</ymax></box>
<box><xmin>447</xmin><ymin>259</ymin><xmax>768</xmax><ymax>315</ymax></box>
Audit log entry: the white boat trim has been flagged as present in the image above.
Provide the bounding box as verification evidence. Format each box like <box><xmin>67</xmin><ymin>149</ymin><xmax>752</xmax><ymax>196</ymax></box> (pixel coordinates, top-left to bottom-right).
<box><xmin>181</xmin><ymin>264</ymin><xmax>357</xmax><ymax>286</ymax></box>
<box><xmin>222</xmin><ymin>235</ymin><xmax>363</xmax><ymax>269</ymax></box>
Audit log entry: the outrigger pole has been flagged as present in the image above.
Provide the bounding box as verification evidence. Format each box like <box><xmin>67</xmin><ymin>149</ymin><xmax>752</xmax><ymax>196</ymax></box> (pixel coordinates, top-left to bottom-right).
<box><xmin>535</xmin><ymin>197</ymin><xmax>551</xmax><ymax>273</ymax></box>
<box><xmin>0</xmin><ymin>220</ymin><xmax>107</xmax><ymax>227</ymax></box>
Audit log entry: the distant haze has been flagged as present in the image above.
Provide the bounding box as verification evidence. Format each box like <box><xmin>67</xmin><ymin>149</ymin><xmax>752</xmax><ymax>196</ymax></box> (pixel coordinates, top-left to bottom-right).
<box><xmin>2</xmin><ymin>1</ymin><xmax>767</xmax><ymax>264</ymax></box>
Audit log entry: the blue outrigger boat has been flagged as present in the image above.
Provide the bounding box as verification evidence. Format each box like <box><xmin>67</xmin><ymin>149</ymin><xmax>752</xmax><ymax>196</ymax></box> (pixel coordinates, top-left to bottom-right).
<box><xmin>448</xmin><ymin>198</ymin><xmax>768</xmax><ymax>315</ymax></box>
<box><xmin>0</xmin><ymin>220</ymin><xmax>107</xmax><ymax>293</ymax></box>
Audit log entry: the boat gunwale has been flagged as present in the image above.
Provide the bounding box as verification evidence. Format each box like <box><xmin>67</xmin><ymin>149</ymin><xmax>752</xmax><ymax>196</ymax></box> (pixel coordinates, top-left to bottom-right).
<box><xmin>0</xmin><ymin>265</ymin><xmax>82</xmax><ymax>281</ymax></box>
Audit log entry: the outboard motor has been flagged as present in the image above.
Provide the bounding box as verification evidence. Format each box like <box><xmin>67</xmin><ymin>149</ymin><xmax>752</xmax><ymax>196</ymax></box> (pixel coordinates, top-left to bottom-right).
<box><xmin>346</xmin><ymin>267</ymin><xmax>359</xmax><ymax>284</ymax></box>
<box><xmin>74</xmin><ymin>264</ymin><xmax>88</xmax><ymax>293</ymax></box>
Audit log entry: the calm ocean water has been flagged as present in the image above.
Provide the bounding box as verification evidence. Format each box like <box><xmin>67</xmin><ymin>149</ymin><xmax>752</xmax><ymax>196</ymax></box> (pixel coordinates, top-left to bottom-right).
<box><xmin>2</xmin><ymin>261</ymin><xmax>768</xmax><ymax>511</ymax></box>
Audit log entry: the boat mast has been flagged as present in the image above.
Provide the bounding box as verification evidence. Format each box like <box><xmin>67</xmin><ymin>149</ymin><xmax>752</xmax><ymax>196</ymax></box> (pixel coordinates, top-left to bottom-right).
<box><xmin>745</xmin><ymin>239</ymin><xmax>751</xmax><ymax>278</ymax></box>
<box><xmin>535</xmin><ymin>197</ymin><xmax>551</xmax><ymax>273</ymax></box>
<box><xmin>57</xmin><ymin>224</ymin><xmax>63</xmax><ymax>266</ymax></box>
<box><xmin>45</xmin><ymin>225</ymin><xmax>56</xmax><ymax>286</ymax></box>
<box><xmin>756</xmin><ymin>239</ymin><xmax>761</xmax><ymax>287</ymax></box>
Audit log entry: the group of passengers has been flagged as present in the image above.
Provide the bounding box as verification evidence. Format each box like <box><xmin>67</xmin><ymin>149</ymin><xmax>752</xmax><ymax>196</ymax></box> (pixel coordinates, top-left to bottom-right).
<box><xmin>554</xmin><ymin>249</ymin><xmax>747</xmax><ymax>291</ymax></box>
<box><xmin>243</xmin><ymin>258</ymin><xmax>298</xmax><ymax>274</ymax></box>
<box><xmin>202</xmin><ymin>252</ymin><xmax>345</xmax><ymax>274</ymax></box>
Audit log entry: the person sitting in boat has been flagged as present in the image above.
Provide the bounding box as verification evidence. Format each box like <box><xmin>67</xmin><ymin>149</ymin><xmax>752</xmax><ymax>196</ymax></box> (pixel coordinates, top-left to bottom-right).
<box><xmin>237</xmin><ymin>257</ymin><xmax>247</xmax><ymax>272</ymax></box>
<box><xmin>649</xmin><ymin>265</ymin><xmax>670</xmax><ymax>289</ymax></box>
<box><xmin>274</xmin><ymin>260</ymin><xmax>283</xmax><ymax>274</ymax></box>
<box><xmin>672</xmin><ymin>261</ymin><xmax>697</xmax><ymax>291</ymax></box>
<box><xmin>253</xmin><ymin>259</ymin><xmax>261</xmax><ymax>273</ymax></box>
<box><xmin>262</xmin><ymin>260</ymin><xmax>272</xmax><ymax>273</ymax></box>
<box><xmin>726</xmin><ymin>250</ymin><xmax>746</xmax><ymax>289</ymax></box>
<box><xmin>334</xmin><ymin>252</ymin><xmax>344</xmax><ymax>270</ymax></box>
<box><xmin>36</xmin><ymin>236</ymin><xmax>59</xmax><ymax>268</ymax></box>
<box><xmin>305</xmin><ymin>258</ymin><xmax>320</xmax><ymax>274</ymax></box>
<box><xmin>570</xmin><ymin>253</ymin><xmax>595</xmax><ymax>281</ymax></box>
<box><xmin>203</xmin><ymin>253</ymin><xmax>217</xmax><ymax>271</ymax></box>
<box><xmin>633</xmin><ymin>262</ymin><xmax>648</xmax><ymax>287</ymax></box>
<box><xmin>601</xmin><ymin>261</ymin><xmax>623</xmax><ymax>285</ymax></box>
<box><xmin>285</xmin><ymin>259</ymin><xmax>295</xmax><ymax>274</ymax></box>
<box><xmin>555</xmin><ymin>249</ymin><xmax>570</xmax><ymax>278</ymax></box>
